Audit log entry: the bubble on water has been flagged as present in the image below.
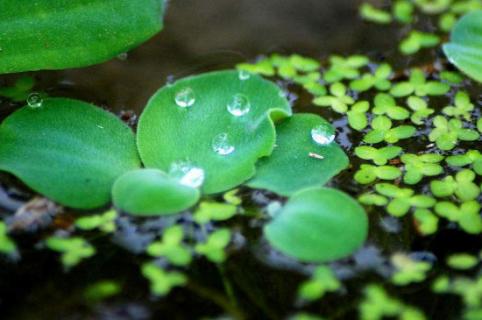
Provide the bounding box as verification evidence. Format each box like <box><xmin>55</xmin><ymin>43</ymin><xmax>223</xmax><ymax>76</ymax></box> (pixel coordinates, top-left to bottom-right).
<box><xmin>175</xmin><ymin>87</ymin><xmax>195</xmax><ymax>108</ymax></box>
<box><xmin>227</xmin><ymin>94</ymin><xmax>250</xmax><ymax>117</ymax></box>
<box><xmin>238</xmin><ymin>70</ymin><xmax>251</xmax><ymax>81</ymax></box>
<box><xmin>212</xmin><ymin>133</ymin><xmax>235</xmax><ymax>155</ymax></box>
<box><xmin>311</xmin><ymin>123</ymin><xmax>335</xmax><ymax>145</ymax></box>
<box><xmin>169</xmin><ymin>161</ymin><xmax>205</xmax><ymax>188</ymax></box>
<box><xmin>27</xmin><ymin>93</ymin><xmax>43</xmax><ymax>109</ymax></box>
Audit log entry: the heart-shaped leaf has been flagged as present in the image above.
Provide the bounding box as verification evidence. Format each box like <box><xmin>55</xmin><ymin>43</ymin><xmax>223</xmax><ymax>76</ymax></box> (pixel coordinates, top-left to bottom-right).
<box><xmin>0</xmin><ymin>98</ymin><xmax>140</xmax><ymax>209</ymax></box>
<box><xmin>0</xmin><ymin>0</ymin><xmax>165</xmax><ymax>74</ymax></box>
<box><xmin>443</xmin><ymin>10</ymin><xmax>482</xmax><ymax>83</ymax></box>
<box><xmin>247</xmin><ymin>114</ymin><xmax>348</xmax><ymax>196</ymax></box>
<box><xmin>264</xmin><ymin>187</ymin><xmax>368</xmax><ymax>262</ymax></box>
<box><xmin>137</xmin><ymin>70</ymin><xmax>292</xmax><ymax>194</ymax></box>
<box><xmin>112</xmin><ymin>169</ymin><xmax>200</xmax><ymax>216</ymax></box>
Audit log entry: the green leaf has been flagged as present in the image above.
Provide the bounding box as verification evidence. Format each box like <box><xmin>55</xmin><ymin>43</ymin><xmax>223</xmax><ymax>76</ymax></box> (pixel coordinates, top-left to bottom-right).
<box><xmin>360</xmin><ymin>3</ymin><xmax>392</xmax><ymax>24</ymax></box>
<box><xmin>142</xmin><ymin>262</ymin><xmax>186</xmax><ymax>296</ymax></box>
<box><xmin>46</xmin><ymin>236</ymin><xmax>96</xmax><ymax>269</ymax></box>
<box><xmin>137</xmin><ymin>70</ymin><xmax>291</xmax><ymax>194</ymax></box>
<box><xmin>194</xmin><ymin>201</ymin><xmax>237</xmax><ymax>224</ymax></box>
<box><xmin>0</xmin><ymin>98</ymin><xmax>140</xmax><ymax>209</ymax></box>
<box><xmin>112</xmin><ymin>169</ymin><xmax>200</xmax><ymax>216</ymax></box>
<box><xmin>0</xmin><ymin>0</ymin><xmax>165</xmax><ymax>74</ymax></box>
<box><xmin>298</xmin><ymin>266</ymin><xmax>340</xmax><ymax>301</ymax></box>
<box><xmin>443</xmin><ymin>10</ymin><xmax>482</xmax><ymax>83</ymax></box>
<box><xmin>264</xmin><ymin>187</ymin><xmax>368</xmax><ymax>262</ymax></box>
<box><xmin>195</xmin><ymin>229</ymin><xmax>231</xmax><ymax>263</ymax></box>
<box><xmin>75</xmin><ymin>209</ymin><xmax>118</xmax><ymax>233</ymax></box>
<box><xmin>0</xmin><ymin>222</ymin><xmax>17</xmax><ymax>255</ymax></box>
<box><xmin>146</xmin><ymin>225</ymin><xmax>192</xmax><ymax>266</ymax></box>
<box><xmin>446</xmin><ymin>253</ymin><xmax>479</xmax><ymax>270</ymax></box>
<box><xmin>247</xmin><ymin>114</ymin><xmax>348</xmax><ymax>196</ymax></box>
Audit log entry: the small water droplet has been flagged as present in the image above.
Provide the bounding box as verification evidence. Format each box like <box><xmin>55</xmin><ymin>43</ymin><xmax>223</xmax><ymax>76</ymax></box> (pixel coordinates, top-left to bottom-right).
<box><xmin>175</xmin><ymin>87</ymin><xmax>195</xmax><ymax>108</ymax></box>
<box><xmin>212</xmin><ymin>133</ymin><xmax>235</xmax><ymax>155</ymax></box>
<box><xmin>227</xmin><ymin>94</ymin><xmax>250</xmax><ymax>117</ymax></box>
<box><xmin>117</xmin><ymin>52</ymin><xmax>128</xmax><ymax>61</ymax></box>
<box><xmin>27</xmin><ymin>93</ymin><xmax>43</xmax><ymax>109</ymax></box>
<box><xmin>169</xmin><ymin>161</ymin><xmax>205</xmax><ymax>188</ymax></box>
<box><xmin>311</xmin><ymin>123</ymin><xmax>335</xmax><ymax>145</ymax></box>
<box><xmin>238</xmin><ymin>70</ymin><xmax>251</xmax><ymax>80</ymax></box>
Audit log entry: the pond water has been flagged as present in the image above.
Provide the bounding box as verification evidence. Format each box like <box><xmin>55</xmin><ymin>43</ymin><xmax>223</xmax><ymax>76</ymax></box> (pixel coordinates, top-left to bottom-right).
<box><xmin>0</xmin><ymin>1</ymin><xmax>481</xmax><ymax>319</ymax></box>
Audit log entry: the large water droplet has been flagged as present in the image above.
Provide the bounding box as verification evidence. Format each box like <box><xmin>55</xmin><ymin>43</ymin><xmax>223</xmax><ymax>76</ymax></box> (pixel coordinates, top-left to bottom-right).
<box><xmin>169</xmin><ymin>161</ymin><xmax>205</xmax><ymax>188</ymax></box>
<box><xmin>238</xmin><ymin>70</ymin><xmax>251</xmax><ymax>81</ymax></box>
<box><xmin>311</xmin><ymin>123</ymin><xmax>335</xmax><ymax>145</ymax></box>
<box><xmin>117</xmin><ymin>52</ymin><xmax>128</xmax><ymax>61</ymax></box>
<box><xmin>212</xmin><ymin>133</ymin><xmax>235</xmax><ymax>155</ymax></box>
<box><xmin>175</xmin><ymin>87</ymin><xmax>195</xmax><ymax>108</ymax></box>
<box><xmin>27</xmin><ymin>93</ymin><xmax>43</xmax><ymax>109</ymax></box>
<box><xmin>227</xmin><ymin>94</ymin><xmax>250</xmax><ymax>117</ymax></box>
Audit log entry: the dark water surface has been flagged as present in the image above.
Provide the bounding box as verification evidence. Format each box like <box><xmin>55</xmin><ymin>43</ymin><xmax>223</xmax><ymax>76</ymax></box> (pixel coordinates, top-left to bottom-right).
<box><xmin>0</xmin><ymin>1</ymin><xmax>481</xmax><ymax>319</ymax></box>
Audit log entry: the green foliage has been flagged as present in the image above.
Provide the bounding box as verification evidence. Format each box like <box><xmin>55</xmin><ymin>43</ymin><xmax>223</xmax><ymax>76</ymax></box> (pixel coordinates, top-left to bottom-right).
<box><xmin>0</xmin><ymin>222</ymin><xmax>17</xmax><ymax>255</ymax></box>
<box><xmin>391</xmin><ymin>253</ymin><xmax>432</xmax><ymax>285</ymax></box>
<box><xmin>446</xmin><ymin>150</ymin><xmax>482</xmax><ymax>175</ymax></box>
<box><xmin>264</xmin><ymin>187</ymin><xmax>368</xmax><ymax>262</ymax></box>
<box><xmin>194</xmin><ymin>229</ymin><xmax>231</xmax><ymax>263</ymax></box>
<box><xmin>443</xmin><ymin>10</ymin><xmax>482</xmax><ymax>83</ymax></box>
<box><xmin>84</xmin><ymin>280</ymin><xmax>121</xmax><ymax>302</ymax></box>
<box><xmin>429</xmin><ymin>116</ymin><xmax>479</xmax><ymax>150</ymax></box>
<box><xmin>372</xmin><ymin>93</ymin><xmax>410</xmax><ymax>120</ymax></box>
<box><xmin>45</xmin><ymin>236</ymin><xmax>95</xmax><ymax>269</ymax></box>
<box><xmin>141</xmin><ymin>262</ymin><xmax>186</xmax><ymax>296</ymax></box>
<box><xmin>389</xmin><ymin>69</ymin><xmax>450</xmax><ymax>97</ymax></box>
<box><xmin>146</xmin><ymin>226</ymin><xmax>192</xmax><ymax>266</ymax></box>
<box><xmin>430</xmin><ymin>170</ymin><xmax>480</xmax><ymax>201</ymax></box>
<box><xmin>247</xmin><ymin>114</ymin><xmax>348</xmax><ymax>196</ymax></box>
<box><xmin>137</xmin><ymin>70</ymin><xmax>291</xmax><ymax>194</ymax></box>
<box><xmin>406</xmin><ymin>96</ymin><xmax>434</xmax><ymax>125</ymax></box>
<box><xmin>313</xmin><ymin>82</ymin><xmax>354</xmax><ymax>113</ymax></box>
<box><xmin>75</xmin><ymin>209</ymin><xmax>117</xmax><ymax>233</ymax></box>
<box><xmin>399</xmin><ymin>31</ymin><xmax>440</xmax><ymax>55</ymax></box>
<box><xmin>401</xmin><ymin>153</ymin><xmax>444</xmax><ymax>184</ymax></box>
<box><xmin>413</xmin><ymin>209</ymin><xmax>439</xmax><ymax>235</ymax></box>
<box><xmin>347</xmin><ymin>101</ymin><xmax>370</xmax><ymax>131</ymax></box>
<box><xmin>350</xmin><ymin>64</ymin><xmax>392</xmax><ymax>92</ymax></box>
<box><xmin>364</xmin><ymin>116</ymin><xmax>416</xmax><ymax>144</ymax></box>
<box><xmin>354</xmin><ymin>164</ymin><xmax>402</xmax><ymax>184</ymax></box>
<box><xmin>359</xmin><ymin>284</ymin><xmax>426</xmax><ymax>320</ymax></box>
<box><xmin>393</xmin><ymin>0</ymin><xmax>414</xmax><ymax>23</ymax></box>
<box><xmin>442</xmin><ymin>91</ymin><xmax>474</xmax><ymax>120</ymax></box>
<box><xmin>0</xmin><ymin>76</ymin><xmax>35</xmax><ymax>101</ymax></box>
<box><xmin>193</xmin><ymin>201</ymin><xmax>237</xmax><ymax>224</ymax></box>
<box><xmin>298</xmin><ymin>266</ymin><xmax>340</xmax><ymax>301</ymax></box>
<box><xmin>112</xmin><ymin>169</ymin><xmax>200</xmax><ymax>216</ymax></box>
<box><xmin>323</xmin><ymin>55</ymin><xmax>369</xmax><ymax>83</ymax></box>
<box><xmin>434</xmin><ymin>201</ymin><xmax>482</xmax><ymax>234</ymax></box>
<box><xmin>373</xmin><ymin>183</ymin><xmax>436</xmax><ymax>217</ymax></box>
<box><xmin>0</xmin><ymin>98</ymin><xmax>140</xmax><ymax>209</ymax></box>
<box><xmin>355</xmin><ymin>146</ymin><xmax>402</xmax><ymax>165</ymax></box>
<box><xmin>0</xmin><ymin>0</ymin><xmax>164</xmax><ymax>74</ymax></box>
<box><xmin>446</xmin><ymin>253</ymin><xmax>479</xmax><ymax>270</ymax></box>
<box><xmin>360</xmin><ymin>3</ymin><xmax>392</xmax><ymax>24</ymax></box>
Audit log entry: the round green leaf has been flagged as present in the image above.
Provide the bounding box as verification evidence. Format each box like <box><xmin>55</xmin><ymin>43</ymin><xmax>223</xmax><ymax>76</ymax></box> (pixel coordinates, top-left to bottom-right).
<box><xmin>0</xmin><ymin>0</ymin><xmax>165</xmax><ymax>74</ymax></box>
<box><xmin>264</xmin><ymin>187</ymin><xmax>368</xmax><ymax>262</ymax></box>
<box><xmin>443</xmin><ymin>10</ymin><xmax>482</xmax><ymax>83</ymax></box>
<box><xmin>137</xmin><ymin>70</ymin><xmax>291</xmax><ymax>194</ymax></box>
<box><xmin>112</xmin><ymin>169</ymin><xmax>200</xmax><ymax>216</ymax></box>
<box><xmin>247</xmin><ymin>114</ymin><xmax>348</xmax><ymax>196</ymax></box>
<box><xmin>0</xmin><ymin>98</ymin><xmax>140</xmax><ymax>209</ymax></box>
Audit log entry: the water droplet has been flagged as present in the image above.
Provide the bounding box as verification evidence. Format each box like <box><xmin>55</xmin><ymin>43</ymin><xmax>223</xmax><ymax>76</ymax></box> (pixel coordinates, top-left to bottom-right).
<box><xmin>169</xmin><ymin>161</ymin><xmax>205</xmax><ymax>188</ymax></box>
<box><xmin>27</xmin><ymin>93</ymin><xmax>43</xmax><ymax>109</ymax></box>
<box><xmin>227</xmin><ymin>94</ymin><xmax>250</xmax><ymax>117</ymax></box>
<box><xmin>175</xmin><ymin>87</ymin><xmax>195</xmax><ymax>108</ymax></box>
<box><xmin>212</xmin><ymin>133</ymin><xmax>235</xmax><ymax>155</ymax></box>
<box><xmin>117</xmin><ymin>52</ymin><xmax>128</xmax><ymax>61</ymax></box>
<box><xmin>238</xmin><ymin>70</ymin><xmax>251</xmax><ymax>80</ymax></box>
<box><xmin>311</xmin><ymin>123</ymin><xmax>335</xmax><ymax>145</ymax></box>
